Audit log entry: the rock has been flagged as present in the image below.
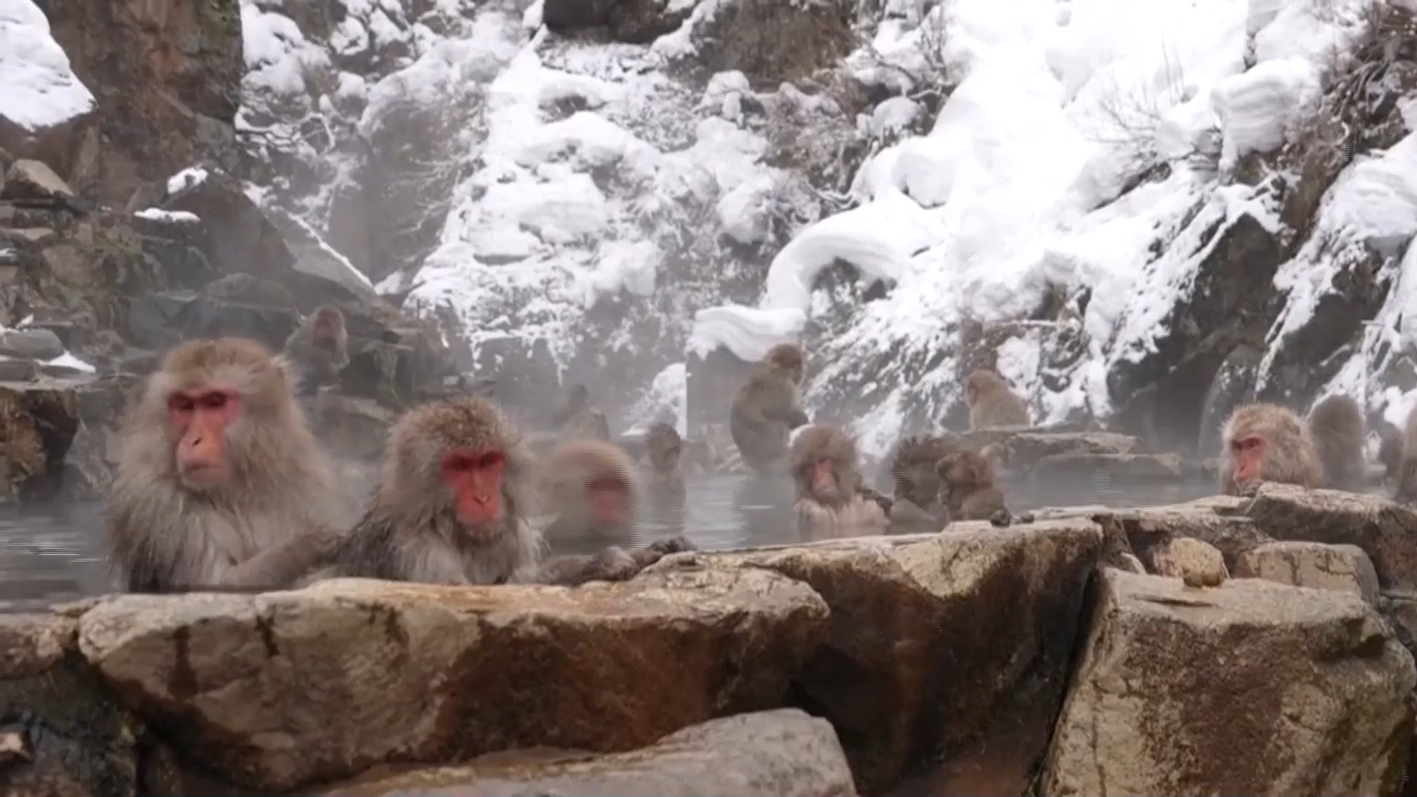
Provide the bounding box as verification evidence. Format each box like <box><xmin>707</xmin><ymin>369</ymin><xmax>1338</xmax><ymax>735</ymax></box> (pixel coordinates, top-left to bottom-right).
<box><xmin>340</xmin><ymin>339</ymin><xmax>415</xmax><ymax>407</ymax></box>
<box><xmin>0</xmin><ymin>329</ymin><xmax>65</xmax><ymax>361</ymax></box>
<box><xmin>1115</xmin><ymin>552</ymin><xmax>1147</xmax><ymax>574</ymax></box>
<box><xmin>955</xmin><ymin>430</ymin><xmax>1145</xmax><ymax>472</ymax></box>
<box><xmin>1243</xmin><ymin>483</ymin><xmax>1417</xmax><ymax>591</ymax></box>
<box><xmin>1042</xmin><ymin>569</ymin><xmax>1416</xmax><ymax>796</ymax></box>
<box><xmin>76</xmin><ymin>570</ymin><xmax>829</xmax><ymax>792</ymax></box>
<box><xmin>0</xmin><ymin>359</ymin><xmax>39</xmax><ymax>382</ymax></box>
<box><xmin>0</xmin><ymin>228</ymin><xmax>58</xmax><ymax>246</ymax></box>
<box><xmin>1027</xmin><ymin>452</ymin><xmax>1184</xmax><ymax>488</ymax></box>
<box><xmin>0</xmin><ymin>382</ymin><xmax>81</xmax><ymax>504</ymax></box>
<box><xmin>1</xmin><ymin>160</ymin><xmax>74</xmax><ymax>203</ymax></box>
<box><xmin>265</xmin><ymin>206</ymin><xmax>378</xmax><ymax>302</ymax></box>
<box><xmin>543</xmin><ymin>0</ymin><xmax>694</xmax><ymax>44</ymax></box>
<box><xmin>311</xmin><ymin>394</ymin><xmax>397</xmax><ymax>461</ymax></box>
<box><xmin>162</xmin><ymin>167</ymin><xmax>296</xmax><ymax>283</ymax></box>
<box><xmin>1196</xmin><ymin>344</ymin><xmax>1261</xmax><ymax>457</ymax></box>
<box><xmin>315</xmin><ymin>709</ymin><xmax>858</xmax><ymax>797</ymax></box>
<box><xmin>699</xmin><ymin>520</ymin><xmax>1103</xmax><ymax>794</ymax></box>
<box><xmin>40</xmin><ymin>0</ymin><xmax>242</xmax><ymax>203</ymax></box>
<box><xmin>1091</xmin><ymin>497</ymin><xmax>1269</xmax><ymax>574</ymax></box>
<box><xmin>1235</xmin><ymin>541</ymin><xmax>1381</xmax><ymax>604</ymax></box>
<box><xmin>0</xmin><ymin>614</ymin><xmax>140</xmax><ymax>797</ymax></box>
<box><xmin>1146</xmin><ymin>537</ymin><xmax>1228</xmax><ymax>587</ymax></box>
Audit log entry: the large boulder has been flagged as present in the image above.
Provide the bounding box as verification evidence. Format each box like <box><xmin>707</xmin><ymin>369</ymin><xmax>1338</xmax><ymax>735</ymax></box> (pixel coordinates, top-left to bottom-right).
<box><xmin>1235</xmin><ymin>541</ymin><xmax>1381</xmax><ymax>604</ymax></box>
<box><xmin>1042</xmin><ymin>570</ymin><xmax>1415</xmax><ymax>796</ymax></box>
<box><xmin>35</xmin><ymin>0</ymin><xmax>243</xmax><ymax>203</ymax></box>
<box><xmin>0</xmin><ymin>613</ymin><xmax>140</xmax><ymax>797</ymax></box>
<box><xmin>1081</xmin><ymin>496</ymin><xmax>1268</xmax><ymax>572</ymax></box>
<box><xmin>315</xmin><ymin>709</ymin><xmax>858</xmax><ymax>797</ymax></box>
<box><xmin>699</xmin><ymin>520</ymin><xmax>1103</xmax><ymax>794</ymax></box>
<box><xmin>76</xmin><ymin>570</ymin><xmax>829</xmax><ymax>792</ymax></box>
<box><xmin>954</xmin><ymin>430</ymin><xmax>1146</xmax><ymax>473</ymax></box>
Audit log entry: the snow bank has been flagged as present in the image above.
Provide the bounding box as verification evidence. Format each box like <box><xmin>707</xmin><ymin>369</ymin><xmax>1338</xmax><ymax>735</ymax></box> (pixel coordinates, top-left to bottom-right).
<box><xmin>0</xmin><ymin>0</ymin><xmax>95</xmax><ymax>130</ymax></box>
<box><xmin>623</xmin><ymin>362</ymin><xmax>688</xmax><ymax>436</ymax></box>
<box><xmin>1212</xmin><ymin>57</ymin><xmax>1321</xmax><ymax>167</ymax></box>
<box><xmin>688</xmin><ymin>306</ymin><xmax>806</xmax><ymax>362</ymax></box>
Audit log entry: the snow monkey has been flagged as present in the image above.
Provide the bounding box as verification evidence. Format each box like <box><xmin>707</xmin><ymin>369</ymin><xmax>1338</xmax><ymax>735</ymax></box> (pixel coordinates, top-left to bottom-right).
<box><xmin>1306</xmin><ymin>393</ymin><xmax>1367</xmax><ymax>492</ymax></box>
<box><xmin>552</xmin><ymin>383</ymin><xmax>611</xmax><ymax>440</ymax></box>
<box><xmin>935</xmin><ymin>450</ymin><xmax>1009</xmax><ymax>521</ymax></box>
<box><xmin>106</xmin><ymin>338</ymin><xmax>354</xmax><ymax>593</ymax></box>
<box><xmin>791</xmin><ymin>424</ymin><xmax>889</xmax><ymax>538</ymax></box>
<box><xmin>639</xmin><ymin>422</ymin><xmax>687</xmax><ymax>509</ymax></box>
<box><xmin>333</xmin><ymin>396</ymin><xmax>691</xmax><ymax>586</ymax></box>
<box><xmin>539</xmin><ymin>437</ymin><xmax>668</xmax><ymax>556</ymax></box>
<box><xmin>282</xmin><ymin>304</ymin><xmax>350</xmax><ymax>395</ymax></box>
<box><xmin>1220</xmin><ymin>403</ymin><xmax>1324</xmax><ymax>496</ymax></box>
<box><xmin>887</xmin><ymin>433</ymin><xmax>958</xmax><ymax>530</ymax></box>
<box><xmin>730</xmin><ymin>342</ymin><xmax>810</xmax><ymax>474</ymax></box>
<box><xmin>964</xmin><ymin>369</ymin><xmax>1030</xmax><ymax>430</ymax></box>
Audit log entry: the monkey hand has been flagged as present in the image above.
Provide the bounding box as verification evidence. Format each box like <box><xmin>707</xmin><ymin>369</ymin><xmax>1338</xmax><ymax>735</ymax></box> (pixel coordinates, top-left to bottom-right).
<box><xmin>585</xmin><ymin>547</ymin><xmax>640</xmax><ymax>582</ymax></box>
<box><xmin>631</xmin><ymin>535</ymin><xmax>696</xmax><ymax>569</ymax></box>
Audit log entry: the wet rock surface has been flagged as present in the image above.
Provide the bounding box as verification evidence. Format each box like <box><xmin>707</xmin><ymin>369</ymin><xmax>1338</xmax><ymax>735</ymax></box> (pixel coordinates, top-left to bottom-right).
<box><xmin>1043</xmin><ymin>569</ymin><xmax>1416</xmax><ymax>797</ymax></box>
<box><xmin>77</xmin><ymin>570</ymin><xmax>829</xmax><ymax>792</ymax></box>
<box><xmin>1236</xmin><ymin>541</ymin><xmax>1381</xmax><ymax>604</ymax></box>
<box><xmin>315</xmin><ymin>709</ymin><xmax>858</xmax><ymax>797</ymax></box>
<box><xmin>698</xmin><ymin>520</ymin><xmax>1103</xmax><ymax>794</ymax></box>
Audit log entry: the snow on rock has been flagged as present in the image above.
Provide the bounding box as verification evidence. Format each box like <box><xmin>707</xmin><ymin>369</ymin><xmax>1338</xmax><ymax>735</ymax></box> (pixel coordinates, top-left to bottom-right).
<box><xmin>1212</xmin><ymin>58</ymin><xmax>1321</xmax><ymax>167</ymax></box>
<box><xmin>134</xmin><ymin>208</ymin><xmax>202</xmax><ymax>224</ymax></box>
<box><xmin>624</xmin><ymin>362</ymin><xmax>689</xmax><ymax>436</ymax></box>
<box><xmin>689</xmin><ymin>306</ymin><xmax>806</xmax><ymax>362</ymax></box>
<box><xmin>167</xmin><ymin>167</ymin><xmax>210</xmax><ymax>196</ymax></box>
<box><xmin>0</xmin><ymin>0</ymin><xmax>95</xmax><ymax>130</ymax></box>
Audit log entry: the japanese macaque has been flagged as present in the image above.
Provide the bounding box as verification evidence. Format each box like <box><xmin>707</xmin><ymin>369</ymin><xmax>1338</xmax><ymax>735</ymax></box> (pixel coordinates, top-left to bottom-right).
<box><xmin>106</xmin><ymin>338</ymin><xmax>354</xmax><ymax>593</ymax></box>
<box><xmin>540</xmin><ymin>438</ymin><xmax>647</xmax><ymax>555</ymax></box>
<box><xmin>333</xmin><ymin>397</ymin><xmax>689</xmax><ymax>586</ymax></box>
<box><xmin>791</xmin><ymin>424</ymin><xmax>888</xmax><ymax>538</ymax></box>
<box><xmin>730</xmin><ymin>343</ymin><xmax>810</xmax><ymax>474</ymax></box>
<box><xmin>935</xmin><ymin>450</ymin><xmax>1009</xmax><ymax>521</ymax></box>
<box><xmin>639</xmin><ymin>422</ymin><xmax>686</xmax><ymax>509</ymax></box>
<box><xmin>553</xmin><ymin>383</ymin><xmax>611</xmax><ymax>440</ymax></box>
<box><xmin>887</xmin><ymin>434</ymin><xmax>957</xmax><ymax>529</ymax></box>
<box><xmin>282</xmin><ymin>305</ymin><xmax>349</xmax><ymax>396</ymax></box>
<box><xmin>1394</xmin><ymin>405</ymin><xmax>1417</xmax><ymax>504</ymax></box>
<box><xmin>1219</xmin><ymin>403</ymin><xmax>1323</xmax><ymax>496</ymax></box>
<box><xmin>1307</xmin><ymin>393</ymin><xmax>1367</xmax><ymax>491</ymax></box>
<box><xmin>964</xmin><ymin>369</ymin><xmax>1030</xmax><ymax>430</ymax></box>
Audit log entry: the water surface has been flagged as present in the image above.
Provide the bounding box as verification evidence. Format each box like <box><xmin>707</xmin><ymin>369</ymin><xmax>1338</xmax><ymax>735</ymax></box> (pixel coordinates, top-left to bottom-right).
<box><xmin>0</xmin><ymin>475</ymin><xmax>1222</xmax><ymax>612</ymax></box>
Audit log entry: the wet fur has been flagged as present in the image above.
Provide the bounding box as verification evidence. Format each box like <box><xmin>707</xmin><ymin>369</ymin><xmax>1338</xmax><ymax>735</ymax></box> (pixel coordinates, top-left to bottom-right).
<box><xmin>1219</xmin><ymin>403</ymin><xmax>1324</xmax><ymax>494</ymax></box>
<box><xmin>965</xmin><ymin>370</ymin><xmax>1029</xmax><ymax>430</ymax></box>
<box><xmin>888</xmin><ymin>434</ymin><xmax>956</xmax><ymax>529</ymax></box>
<box><xmin>106</xmin><ymin>338</ymin><xmax>353</xmax><ymax>593</ymax></box>
<box><xmin>1307</xmin><ymin>394</ymin><xmax>1366</xmax><ymax>491</ymax></box>
<box><xmin>791</xmin><ymin>424</ymin><xmax>887</xmax><ymax>537</ymax></box>
<box><xmin>730</xmin><ymin>343</ymin><xmax>810</xmax><ymax>474</ymax></box>
<box><xmin>936</xmin><ymin>451</ymin><xmax>1008</xmax><ymax>521</ymax></box>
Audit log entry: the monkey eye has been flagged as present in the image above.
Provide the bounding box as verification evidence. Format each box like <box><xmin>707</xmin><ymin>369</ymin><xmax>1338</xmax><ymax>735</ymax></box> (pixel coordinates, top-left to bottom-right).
<box><xmin>199</xmin><ymin>392</ymin><xmax>229</xmax><ymax>410</ymax></box>
<box><xmin>475</xmin><ymin>451</ymin><xmax>504</xmax><ymax>470</ymax></box>
<box><xmin>588</xmin><ymin>477</ymin><xmax>625</xmax><ymax>492</ymax></box>
<box><xmin>167</xmin><ymin>394</ymin><xmax>196</xmax><ymax>413</ymax></box>
<box><xmin>442</xmin><ymin>454</ymin><xmax>475</xmax><ymax>473</ymax></box>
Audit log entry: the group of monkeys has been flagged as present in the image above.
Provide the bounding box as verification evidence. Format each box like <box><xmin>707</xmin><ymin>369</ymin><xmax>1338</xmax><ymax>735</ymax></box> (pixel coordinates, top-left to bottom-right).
<box><xmin>101</xmin><ymin>300</ymin><xmax>1417</xmax><ymax>595</ymax></box>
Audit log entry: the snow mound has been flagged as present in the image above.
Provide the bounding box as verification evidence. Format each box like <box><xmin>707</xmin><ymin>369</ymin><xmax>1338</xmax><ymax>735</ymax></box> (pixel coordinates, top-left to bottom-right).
<box><xmin>689</xmin><ymin>306</ymin><xmax>807</xmax><ymax>361</ymax></box>
<box><xmin>0</xmin><ymin>0</ymin><xmax>95</xmax><ymax>130</ymax></box>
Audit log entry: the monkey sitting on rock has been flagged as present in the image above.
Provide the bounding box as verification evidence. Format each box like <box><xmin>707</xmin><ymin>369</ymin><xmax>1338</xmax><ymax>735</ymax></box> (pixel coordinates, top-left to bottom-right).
<box><xmin>935</xmin><ymin>450</ymin><xmax>1010</xmax><ymax>523</ymax></box>
<box><xmin>731</xmin><ymin>343</ymin><xmax>810</xmax><ymax>475</ymax></box>
<box><xmin>886</xmin><ymin>434</ymin><xmax>956</xmax><ymax>530</ymax></box>
<box><xmin>282</xmin><ymin>305</ymin><xmax>350</xmax><ymax>397</ymax></box>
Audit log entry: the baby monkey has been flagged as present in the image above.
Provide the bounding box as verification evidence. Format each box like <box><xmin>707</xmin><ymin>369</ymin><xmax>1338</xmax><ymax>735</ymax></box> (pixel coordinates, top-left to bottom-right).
<box><xmin>334</xmin><ymin>396</ymin><xmax>691</xmax><ymax>586</ymax></box>
<box><xmin>887</xmin><ymin>433</ymin><xmax>957</xmax><ymax>530</ymax></box>
<box><xmin>935</xmin><ymin>450</ymin><xmax>1009</xmax><ymax>522</ymax></box>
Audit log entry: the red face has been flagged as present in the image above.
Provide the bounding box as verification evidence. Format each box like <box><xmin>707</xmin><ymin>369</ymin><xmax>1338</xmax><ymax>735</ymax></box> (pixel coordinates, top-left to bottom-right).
<box><xmin>1230</xmin><ymin>434</ymin><xmax>1266</xmax><ymax>485</ymax></box>
<box><xmin>810</xmin><ymin>459</ymin><xmax>839</xmax><ymax>500</ymax></box>
<box><xmin>587</xmin><ymin>476</ymin><xmax>628</xmax><ymax>528</ymax></box>
<box><xmin>441</xmin><ymin>449</ymin><xmax>505</xmax><ymax>536</ymax></box>
<box><xmin>168</xmin><ymin>388</ymin><xmax>242</xmax><ymax>489</ymax></box>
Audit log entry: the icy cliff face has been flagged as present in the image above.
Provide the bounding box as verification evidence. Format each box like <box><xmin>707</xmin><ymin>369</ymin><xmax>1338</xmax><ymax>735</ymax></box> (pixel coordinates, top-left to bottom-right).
<box><xmin>238</xmin><ymin>0</ymin><xmax>1417</xmax><ymax>452</ymax></box>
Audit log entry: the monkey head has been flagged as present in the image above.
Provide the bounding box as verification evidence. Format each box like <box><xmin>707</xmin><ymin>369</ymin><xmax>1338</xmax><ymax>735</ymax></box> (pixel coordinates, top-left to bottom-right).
<box><xmin>891</xmin><ymin>434</ymin><xmax>956</xmax><ymax>503</ymax></box>
<box><xmin>645</xmin><ymin>422</ymin><xmax>682</xmax><ymax>471</ymax></box>
<box><xmin>546</xmin><ymin>439</ymin><xmax>638</xmax><ymax>533</ymax></box>
<box><xmin>935</xmin><ymin>451</ymin><xmax>992</xmax><ymax>494</ymax></box>
<box><xmin>964</xmin><ymin>369</ymin><xmax>1006</xmax><ymax>407</ymax></box>
<box><xmin>310</xmin><ymin>305</ymin><xmax>346</xmax><ymax>354</ymax></box>
<box><xmin>144</xmin><ymin>338</ymin><xmax>297</xmax><ymax>494</ymax></box>
<box><xmin>1222</xmin><ymin>403</ymin><xmax>1310</xmax><ymax>489</ymax></box>
<box><xmin>763</xmin><ymin>343</ymin><xmax>805</xmax><ymax>385</ymax></box>
<box><xmin>791</xmin><ymin>424</ymin><xmax>861</xmax><ymax>506</ymax></box>
<box><xmin>384</xmin><ymin>397</ymin><xmax>528</xmax><ymax>542</ymax></box>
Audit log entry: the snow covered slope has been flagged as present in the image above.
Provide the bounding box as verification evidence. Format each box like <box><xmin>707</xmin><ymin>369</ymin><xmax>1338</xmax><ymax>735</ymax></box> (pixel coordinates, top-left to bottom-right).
<box><xmin>239</xmin><ymin>0</ymin><xmax>1417</xmax><ymax>453</ymax></box>
<box><xmin>0</xmin><ymin>0</ymin><xmax>94</xmax><ymax>132</ymax></box>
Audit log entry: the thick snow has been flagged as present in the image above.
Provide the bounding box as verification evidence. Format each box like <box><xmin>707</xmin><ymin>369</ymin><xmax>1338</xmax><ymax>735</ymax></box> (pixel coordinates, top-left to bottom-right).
<box><xmin>0</xmin><ymin>0</ymin><xmax>95</xmax><ymax>130</ymax></box>
<box><xmin>135</xmin><ymin>208</ymin><xmax>201</xmax><ymax>224</ymax></box>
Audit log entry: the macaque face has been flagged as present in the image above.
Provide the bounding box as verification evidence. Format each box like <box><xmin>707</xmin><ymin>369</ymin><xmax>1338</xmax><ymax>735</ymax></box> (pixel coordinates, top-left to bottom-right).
<box><xmin>808</xmin><ymin>458</ymin><xmax>840</xmax><ymax>501</ymax></box>
<box><xmin>586</xmin><ymin>475</ymin><xmax>629</xmax><ymax>528</ymax></box>
<box><xmin>168</xmin><ymin>387</ymin><xmax>242</xmax><ymax>489</ymax></box>
<box><xmin>1229</xmin><ymin>433</ymin><xmax>1266</xmax><ymax>486</ymax></box>
<box><xmin>441</xmin><ymin>448</ymin><xmax>506</xmax><ymax>536</ymax></box>
<box><xmin>650</xmin><ymin>443</ymin><xmax>681</xmax><ymax>471</ymax></box>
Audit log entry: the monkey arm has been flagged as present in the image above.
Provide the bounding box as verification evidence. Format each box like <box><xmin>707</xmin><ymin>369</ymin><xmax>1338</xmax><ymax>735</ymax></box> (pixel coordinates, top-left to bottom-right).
<box><xmin>196</xmin><ymin>527</ymin><xmax>345</xmax><ymax>591</ymax></box>
<box><xmin>528</xmin><ymin>550</ymin><xmax>638</xmax><ymax>587</ymax></box>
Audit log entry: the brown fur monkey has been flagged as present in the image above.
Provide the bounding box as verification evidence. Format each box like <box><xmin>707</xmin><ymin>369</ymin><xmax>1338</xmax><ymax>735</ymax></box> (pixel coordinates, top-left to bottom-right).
<box><xmin>887</xmin><ymin>434</ymin><xmax>957</xmax><ymax>529</ymax></box>
<box><xmin>553</xmin><ymin>383</ymin><xmax>610</xmax><ymax>440</ymax></box>
<box><xmin>1220</xmin><ymin>403</ymin><xmax>1324</xmax><ymax>495</ymax></box>
<box><xmin>730</xmin><ymin>343</ymin><xmax>810</xmax><ymax>474</ymax></box>
<box><xmin>639</xmin><ymin>422</ymin><xmax>686</xmax><ymax>509</ymax></box>
<box><xmin>791</xmin><ymin>424</ymin><xmax>888</xmax><ymax>538</ymax></box>
<box><xmin>1307</xmin><ymin>393</ymin><xmax>1367</xmax><ymax>491</ymax></box>
<box><xmin>334</xmin><ymin>397</ymin><xmax>689</xmax><ymax>586</ymax></box>
<box><xmin>540</xmin><ymin>438</ymin><xmax>676</xmax><ymax>557</ymax></box>
<box><xmin>282</xmin><ymin>305</ymin><xmax>350</xmax><ymax>396</ymax></box>
<box><xmin>106</xmin><ymin>338</ymin><xmax>354</xmax><ymax>593</ymax></box>
<box><xmin>936</xmin><ymin>450</ymin><xmax>1008</xmax><ymax>521</ymax></box>
<box><xmin>964</xmin><ymin>369</ymin><xmax>1030</xmax><ymax>430</ymax></box>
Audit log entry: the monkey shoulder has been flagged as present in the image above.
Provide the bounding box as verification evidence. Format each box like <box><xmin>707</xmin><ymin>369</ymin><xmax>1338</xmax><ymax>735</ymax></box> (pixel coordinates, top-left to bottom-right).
<box><xmin>334</xmin><ymin>511</ymin><xmax>403</xmax><ymax>579</ymax></box>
